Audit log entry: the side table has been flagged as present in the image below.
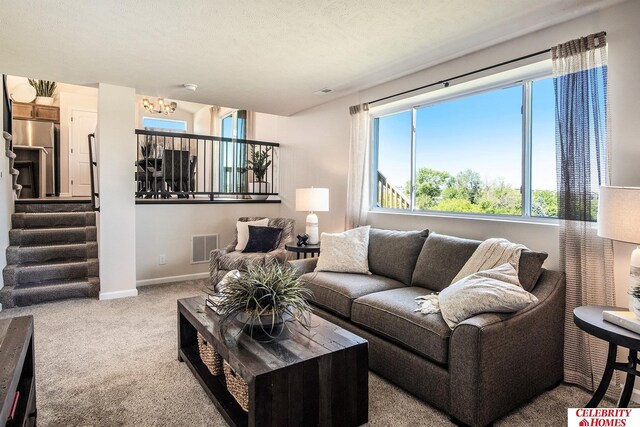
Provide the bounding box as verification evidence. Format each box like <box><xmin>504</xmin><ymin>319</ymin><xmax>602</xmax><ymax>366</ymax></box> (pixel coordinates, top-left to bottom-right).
<box><xmin>284</xmin><ymin>243</ymin><xmax>320</xmax><ymax>260</ymax></box>
<box><xmin>573</xmin><ymin>305</ymin><xmax>640</xmax><ymax>408</ymax></box>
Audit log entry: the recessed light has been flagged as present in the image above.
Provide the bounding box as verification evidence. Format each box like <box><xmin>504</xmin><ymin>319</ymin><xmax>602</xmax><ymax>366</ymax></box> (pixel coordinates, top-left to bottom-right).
<box><xmin>184</xmin><ymin>83</ymin><xmax>198</xmax><ymax>91</ymax></box>
<box><xmin>314</xmin><ymin>88</ymin><xmax>332</xmax><ymax>95</ymax></box>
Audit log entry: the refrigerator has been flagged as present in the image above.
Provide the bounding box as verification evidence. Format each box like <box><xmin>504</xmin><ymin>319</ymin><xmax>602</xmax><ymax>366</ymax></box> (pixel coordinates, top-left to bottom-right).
<box><xmin>12</xmin><ymin>119</ymin><xmax>59</xmax><ymax>196</ymax></box>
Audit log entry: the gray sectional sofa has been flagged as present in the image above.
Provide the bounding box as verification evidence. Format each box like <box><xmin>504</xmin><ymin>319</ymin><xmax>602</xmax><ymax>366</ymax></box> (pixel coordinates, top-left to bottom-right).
<box><xmin>289</xmin><ymin>228</ymin><xmax>565</xmax><ymax>427</ymax></box>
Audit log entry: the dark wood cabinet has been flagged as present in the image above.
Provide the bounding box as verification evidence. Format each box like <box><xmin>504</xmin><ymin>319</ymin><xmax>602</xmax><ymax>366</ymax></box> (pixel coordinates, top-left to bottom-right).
<box><xmin>12</xmin><ymin>102</ymin><xmax>59</xmax><ymax>123</ymax></box>
<box><xmin>0</xmin><ymin>316</ymin><xmax>36</xmax><ymax>427</ymax></box>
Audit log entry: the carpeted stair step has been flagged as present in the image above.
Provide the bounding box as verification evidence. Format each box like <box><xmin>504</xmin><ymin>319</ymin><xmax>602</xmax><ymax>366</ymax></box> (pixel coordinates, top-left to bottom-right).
<box><xmin>14</xmin><ymin>202</ymin><xmax>94</xmax><ymax>213</ymax></box>
<box><xmin>12</xmin><ymin>212</ymin><xmax>96</xmax><ymax>229</ymax></box>
<box><xmin>2</xmin><ymin>259</ymin><xmax>99</xmax><ymax>286</ymax></box>
<box><xmin>6</xmin><ymin>242</ymin><xmax>98</xmax><ymax>264</ymax></box>
<box><xmin>11</xmin><ymin>277</ymin><xmax>100</xmax><ymax>307</ymax></box>
<box><xmin>9</xmin><ymin>226</ymin><xmax>97</xmax><ymax>245</ymax></box>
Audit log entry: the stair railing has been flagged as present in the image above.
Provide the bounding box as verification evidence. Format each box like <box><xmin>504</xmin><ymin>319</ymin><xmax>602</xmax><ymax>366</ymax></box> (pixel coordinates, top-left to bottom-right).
<box><xmin>88</xmin><ymin>133</ymin><xmax>99</xmax><ymax>211</ymax></box>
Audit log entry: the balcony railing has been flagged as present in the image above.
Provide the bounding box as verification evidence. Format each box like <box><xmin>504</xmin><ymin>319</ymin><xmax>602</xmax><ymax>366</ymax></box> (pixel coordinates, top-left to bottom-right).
<box><xmin>135</xmin><ymin>129</ymin><xmax>279</xmax><ymax>201</ymax></box>
<box><xmin>377</xmin><ymin>171</ymin><xmax>410</xmax><ymax>209</ymax></box>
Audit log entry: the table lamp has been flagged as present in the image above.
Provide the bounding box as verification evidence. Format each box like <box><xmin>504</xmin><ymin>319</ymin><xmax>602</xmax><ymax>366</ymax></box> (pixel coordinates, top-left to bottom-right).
<box><xmin>597</xmin><ymin>186</ymin><xmax>640</xmax><ymax>316</ymax></box>
<box><xmin>296</xmin><ymin>188</ymin><xmax>329</xmax><ymax>245</ymax></box>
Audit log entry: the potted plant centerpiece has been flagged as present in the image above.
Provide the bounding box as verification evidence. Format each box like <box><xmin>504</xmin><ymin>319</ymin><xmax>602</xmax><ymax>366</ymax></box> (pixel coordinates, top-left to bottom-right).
<box><xmin>214</xmin><ymin>264</ymin><xmax>312</xmax><ymax>339</ymax></box>
<box><xmin>247</xmin><ymin>145</ymin><xmax>272</xmax><ymax>200</ymax></box>
<box><xmin>28</xmin><ymin>79</ymin><xmax>57</xmax><ymax>105</ymax></box>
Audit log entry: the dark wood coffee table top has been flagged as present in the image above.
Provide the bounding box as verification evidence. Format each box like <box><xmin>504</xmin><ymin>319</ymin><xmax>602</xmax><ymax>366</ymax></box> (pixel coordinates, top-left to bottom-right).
<box><xmin>179</xmin><ymin>296</ymin><xmax>366</xmax><ymax>377</ymax></box>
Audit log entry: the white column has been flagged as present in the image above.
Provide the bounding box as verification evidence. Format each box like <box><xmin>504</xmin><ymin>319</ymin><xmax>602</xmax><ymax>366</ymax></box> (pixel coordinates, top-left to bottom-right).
<box><xmin>97</xmin><ymin>83</ymin><xmax>137</xmax><ymax>300</ymax></box>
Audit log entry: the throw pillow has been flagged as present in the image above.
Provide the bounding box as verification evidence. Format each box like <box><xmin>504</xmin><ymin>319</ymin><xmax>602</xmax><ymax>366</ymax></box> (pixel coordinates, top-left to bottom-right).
<box><xmin>243</xmin><ymin>226</ymin><xmax>283</xmax><ymax>253</ymax></box>
<box><xmin>411</xmin><ymin>233</ymin><xmax>480</xmax><ymax>292</ymax></box>
<box><xmin>438</xmin><ymin>263</ymin><xmax>538</xmax><ymax>329</ymax></box>
<box><xmin>368</xmin><ymin>228</ymin><xmax>429</xmax><ymax>285</ymax></box>
<box><xmin>315</xmin><ymin>226</ymin><xmax>371</xmax><ymax>274</ymax></box>
<box><xmin>235</xmin><ymin>218</ymin><xmax>269</xmax><ymax>251</ymax></box>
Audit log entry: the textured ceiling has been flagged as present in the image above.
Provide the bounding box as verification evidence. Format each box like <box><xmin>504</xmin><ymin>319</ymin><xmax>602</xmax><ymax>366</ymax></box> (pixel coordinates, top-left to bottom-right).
<box><xmin>0</xmin><ymin>0</ymin><xmax>623</xmax><ymax>115</ymax></box>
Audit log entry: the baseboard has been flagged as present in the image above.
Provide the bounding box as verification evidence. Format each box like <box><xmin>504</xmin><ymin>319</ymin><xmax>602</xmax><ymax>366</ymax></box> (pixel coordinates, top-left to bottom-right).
<box><xmin>136</xmin><ymin>272</ymin><xmax>209</xmax><ymax>287</ymax></box>
<box><xmin>59</xmin><ymin>192</ymin><xmax>72</xmax><ymax>198</ymax></box>
<box><xmin>99</xmin><ymin>288</ymin><xmax>139</xmax><ymax>300</ymax></box>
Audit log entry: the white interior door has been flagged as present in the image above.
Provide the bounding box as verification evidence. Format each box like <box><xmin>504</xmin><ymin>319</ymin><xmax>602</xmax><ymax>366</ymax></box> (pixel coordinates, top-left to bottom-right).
<box><xmin>70</xmin><ymin>109</ymin><xmax>97</xmax><ymax>197</ymax></box>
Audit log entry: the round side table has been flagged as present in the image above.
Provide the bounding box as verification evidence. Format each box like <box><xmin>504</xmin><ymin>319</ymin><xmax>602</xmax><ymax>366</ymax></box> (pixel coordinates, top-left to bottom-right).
<box><xmin>285</xmin><ymin>243</ymin><xmax>320</xmax><ymax>260</ymax></box>
<box><xmin>573</xmin><ymin>305</ymin><xmax>640</xmax><ymax>408</ymax></box>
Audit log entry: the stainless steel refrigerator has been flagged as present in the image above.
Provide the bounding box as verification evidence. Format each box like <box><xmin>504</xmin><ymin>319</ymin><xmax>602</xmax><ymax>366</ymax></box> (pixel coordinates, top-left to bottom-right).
<box><xmin>12</xmin><ymin>119</ymin><xmax>59</xmax><ymax>196</ymax></box>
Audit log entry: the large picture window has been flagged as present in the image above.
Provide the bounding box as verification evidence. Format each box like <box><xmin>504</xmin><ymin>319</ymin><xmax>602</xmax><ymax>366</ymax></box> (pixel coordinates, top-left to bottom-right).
<box><xmin>372</xmin><ymin>75</ymin><xmax>557</xmax><ymax>219</ymax></box>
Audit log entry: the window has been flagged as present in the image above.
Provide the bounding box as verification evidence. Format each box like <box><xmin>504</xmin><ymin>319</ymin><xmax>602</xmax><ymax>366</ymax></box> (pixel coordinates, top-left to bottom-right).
<box><xmin>142</xmin><ymin>117</ymin><xmax>187</xmax><ymax>132</ymax></box>
<box><xmin>219</xmin><ymin>110</ymin><xmax>248</xmax><ymax>192</ymax></box>
<box><xmin>372</xmin><ymin>73</ymin><xmax>557</xmax><ymax>219</ymax></box>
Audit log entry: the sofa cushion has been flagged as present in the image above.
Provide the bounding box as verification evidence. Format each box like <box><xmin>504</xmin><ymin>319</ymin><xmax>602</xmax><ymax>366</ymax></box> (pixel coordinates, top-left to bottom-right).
<box><xmin>368</xmin><ymin>228</ymin><xmax>429</xmax><ymax>285</ymax></box>
<box><xmin>218</xmin><ymin>251</ymin><xmax>265</xmax><ymax>271</ymax></box>
<box><xmin>352</xmin><ymin>287</ymin><xmax>451</xmax><ymax>365</ymax></box>
<box><xmin>301</xmin><ymin>272</ymin><xmax>404</xmax><ymax>318</ymax></box>
<box><xmin>412</xmin><ymin>233</ymin><xmax>480</xmax><ymax>292</ymax></box>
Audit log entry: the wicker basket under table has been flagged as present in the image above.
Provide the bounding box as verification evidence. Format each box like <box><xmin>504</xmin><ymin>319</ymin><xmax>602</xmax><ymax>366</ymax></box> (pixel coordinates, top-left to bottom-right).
<box><xmin>224</xmin><ymin>360</ymin><xmax>249</xmax><ymax>412</ymax></box>
<box><xmin>197</xmin><ymin>332</ymin><xmax>223</xmax><ymax>376</ymax></box>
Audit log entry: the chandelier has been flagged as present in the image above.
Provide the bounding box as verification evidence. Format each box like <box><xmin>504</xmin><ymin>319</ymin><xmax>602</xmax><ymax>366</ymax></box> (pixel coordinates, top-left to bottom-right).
<box><xmin>143</xmin><ymin>97</ymin><xmax>177</xmax><ymax>115</ymax></box>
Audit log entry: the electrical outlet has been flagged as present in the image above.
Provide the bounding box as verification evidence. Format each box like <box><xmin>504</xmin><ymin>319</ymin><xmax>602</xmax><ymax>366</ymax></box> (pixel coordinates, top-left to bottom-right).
<box><xmin>159</xmin><ymin>254</ymin><xmax>166</xmax><ymax>265</ymax></box>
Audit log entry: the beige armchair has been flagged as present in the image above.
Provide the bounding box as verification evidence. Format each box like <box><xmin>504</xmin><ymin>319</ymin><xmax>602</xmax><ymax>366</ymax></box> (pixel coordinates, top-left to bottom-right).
<box><xmin>209</xmin><ymin>217</ymin><xmax>295</xmax><ymax>290</ymax></box>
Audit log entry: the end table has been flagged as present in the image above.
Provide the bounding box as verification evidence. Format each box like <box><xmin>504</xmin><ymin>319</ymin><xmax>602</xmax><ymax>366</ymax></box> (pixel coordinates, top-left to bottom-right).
<box><xmin>573</xmin><ymin>305</ymin><xmax>640</xmax><ymax>408</ymax></box>
<box><xmin>285</xmin><ymin>243</ymin><xmax>320</xmax><ymax>259</ymax></box>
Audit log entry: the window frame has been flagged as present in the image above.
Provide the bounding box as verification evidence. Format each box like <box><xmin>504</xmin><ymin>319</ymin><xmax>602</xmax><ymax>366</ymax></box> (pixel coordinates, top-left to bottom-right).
<box><xmin>142</xmin><ymin>116</ymin><xmax>187</xmax><ymax>132</ymax></box>
<box><xmin>370</xmin><ymin>67</ymin><xmax>557</xmax><ymax>223</ymax></box>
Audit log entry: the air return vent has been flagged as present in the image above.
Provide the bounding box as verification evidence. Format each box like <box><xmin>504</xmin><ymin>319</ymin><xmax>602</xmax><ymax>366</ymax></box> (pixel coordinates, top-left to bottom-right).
<box><xmin>192</xmin><ymin>234</ymin><xmax>219</xmax><ymax>264</ymax></box>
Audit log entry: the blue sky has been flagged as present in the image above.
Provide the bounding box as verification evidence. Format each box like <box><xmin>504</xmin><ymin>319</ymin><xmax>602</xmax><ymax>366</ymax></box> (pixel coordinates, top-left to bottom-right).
<box><xmin>377</xmin><ymin>78</ymin><xmax>556</xmax><ymax>192</ymax></box>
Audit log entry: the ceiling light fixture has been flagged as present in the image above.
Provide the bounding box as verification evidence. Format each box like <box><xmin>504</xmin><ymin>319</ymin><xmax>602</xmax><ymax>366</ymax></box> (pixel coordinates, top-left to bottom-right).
<box><xmin>314</xmin><ymin>88</ymin><xmax>332</xmax><ymax>95</ymax></box>
<box><xmin>183</xmin><ymin>83</ymin><xmax>198</xmax><ymax>91</ymax></box>
<box><xmin>143</xmin><ymin>97</ymin><xmax>177</xmax><ymax>115</ymax></box>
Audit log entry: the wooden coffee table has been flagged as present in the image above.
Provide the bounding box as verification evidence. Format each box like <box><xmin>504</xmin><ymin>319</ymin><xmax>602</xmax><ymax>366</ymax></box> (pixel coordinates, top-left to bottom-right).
<box><xmin>177</xmin><ymin>296</ymin><xmax>369</xmax><ymax>427</ymax></box>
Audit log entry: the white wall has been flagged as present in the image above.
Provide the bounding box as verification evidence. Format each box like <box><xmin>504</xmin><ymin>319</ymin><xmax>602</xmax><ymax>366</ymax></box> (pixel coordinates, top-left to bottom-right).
<box><xmin>135</xmin><ymin>203</ymin><xmax>282</xmax><ymax>283</ymax></box>
<box><xmin>277</xmin><ymin>0</ymin><xmax>640</xmax><ymax>297</ymax></box>
<box><xmin>97</xmin><ymin>83</ymin><xmax>137</xmax><ymax>299</ymax></box>
<box><xmin>193</xmin><ymin>106</ymin><xmax>211</xmax><ymax>135</ymax></box>
<box><xmin>0</xmin><ymin>76</ymin><xmax>14</xmax><ymax>289</ymax></box>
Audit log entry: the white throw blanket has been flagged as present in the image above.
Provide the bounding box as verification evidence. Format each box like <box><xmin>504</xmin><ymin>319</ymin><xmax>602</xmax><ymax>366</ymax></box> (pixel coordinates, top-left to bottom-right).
<box><xmin>415</xmin><ymin>238</ymin><xmax>527</xmax><ymax>315</ymax></box>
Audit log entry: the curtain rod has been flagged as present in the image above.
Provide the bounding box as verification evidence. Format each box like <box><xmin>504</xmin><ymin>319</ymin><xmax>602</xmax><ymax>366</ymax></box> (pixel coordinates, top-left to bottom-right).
<box><xmin>368</xmin><ymin>48</ymin><xmax>553</xmax><ymax>105</ymax></box>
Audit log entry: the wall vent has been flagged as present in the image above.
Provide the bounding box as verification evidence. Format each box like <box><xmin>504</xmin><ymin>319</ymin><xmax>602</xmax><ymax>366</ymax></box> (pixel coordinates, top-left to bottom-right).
<box><xmin>192</xmin><ymin>234</ymin><xmax>219</xmax><ymax>264</ymax></box>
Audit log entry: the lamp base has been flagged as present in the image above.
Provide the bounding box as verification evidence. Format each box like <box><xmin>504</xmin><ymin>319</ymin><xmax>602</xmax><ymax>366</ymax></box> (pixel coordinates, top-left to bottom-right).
<box><xmin>306</xmin><ymin>212</ymin><xmax>319</xmax><ymax>244</ymax></box>
<box><xmin>629</xmin><ymin>246</ymin><xmax>640</xmax><ymax>318</ymax></box>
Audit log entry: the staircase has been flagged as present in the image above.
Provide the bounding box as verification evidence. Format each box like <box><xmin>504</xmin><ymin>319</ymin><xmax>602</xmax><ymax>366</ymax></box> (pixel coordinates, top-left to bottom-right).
<box><xmin>1</xmin><ymin>201</ymin><xmax>99</xmax><ymax>308</ymax></box>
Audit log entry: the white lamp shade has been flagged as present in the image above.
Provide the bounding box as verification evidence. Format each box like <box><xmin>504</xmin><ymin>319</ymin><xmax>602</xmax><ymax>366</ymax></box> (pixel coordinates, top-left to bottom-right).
<box><xmin>296</xmin><ymin>188</ymin><xmax>329</xmax><ymax>212</ymax></box>
<box><xmin>598</xmin><ymin>186</ymin><xmax>640</xmax><ymax>244</ymax></box>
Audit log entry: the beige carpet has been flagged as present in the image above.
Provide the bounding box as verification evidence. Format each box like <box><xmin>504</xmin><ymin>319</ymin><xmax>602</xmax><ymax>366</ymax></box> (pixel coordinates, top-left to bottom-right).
<box><xmin>0</xmin><ymin>280</ymin><xmax>604</xmax><ymax>426</ymax></box>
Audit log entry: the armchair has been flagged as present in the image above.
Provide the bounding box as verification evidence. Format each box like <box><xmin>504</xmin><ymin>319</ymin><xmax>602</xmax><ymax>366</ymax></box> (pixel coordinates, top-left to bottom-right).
<box><xmin>209</xmin><ymin>217</ymin><xmax>295</xmax><ymax>290</ymax></box>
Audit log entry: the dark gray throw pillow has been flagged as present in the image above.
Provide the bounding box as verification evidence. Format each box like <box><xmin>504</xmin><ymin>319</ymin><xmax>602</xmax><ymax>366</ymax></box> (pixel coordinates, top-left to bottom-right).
<box><xmin>411</xmin><ymin>233</ymin><xmax>480</xmax><ymax>292</ymax></box>
<box><xmin>518</xmin><ymin>250</ymin><xmax>548</xmax><ymax>292</ymax></box>
<box><xmin>368</xmin><ymin>228</ymin><xmax>429</xmax><ymax>285</ymax></box>
<box><xmin>243</xmin><ymin>225</ymin><xmax>283</xmax><ymax>253</ymax></box>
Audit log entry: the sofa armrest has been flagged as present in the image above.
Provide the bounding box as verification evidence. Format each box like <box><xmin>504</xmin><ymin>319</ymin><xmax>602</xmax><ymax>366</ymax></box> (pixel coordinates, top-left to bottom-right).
<box><xmin>448</xmin><ymin>269</ymin><xmax>565</xmax><ymax>427</ymax></box>
<box><xmin>265</xmin><ymin>248</ymin><xmax>288</xmax><ymax>265</ymax></box>
<box><xmin>288</xmin><ymin>258</ymin><xmax>319</xmax><ymax>277</ymax></box>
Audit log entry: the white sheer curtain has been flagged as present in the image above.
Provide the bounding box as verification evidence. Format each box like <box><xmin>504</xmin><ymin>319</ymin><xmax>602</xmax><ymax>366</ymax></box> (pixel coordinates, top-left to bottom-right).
<box><xmin>345</xmin><ymin>103</ymin><xmax>371</xmax><ymax>229</ymax></box>
<box><xmin>553</xmin><ymin>32</ymin><xmax>619</xmax><ymax>397</ymax></box>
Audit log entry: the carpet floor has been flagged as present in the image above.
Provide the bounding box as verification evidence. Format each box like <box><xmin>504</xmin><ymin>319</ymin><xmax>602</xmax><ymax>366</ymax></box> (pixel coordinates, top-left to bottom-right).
<box><xmin>0</xmin><ymin>280</ymin><xmax>606</xmax><ymax>426</ymax></box>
